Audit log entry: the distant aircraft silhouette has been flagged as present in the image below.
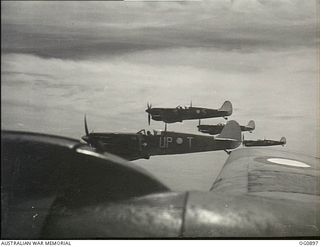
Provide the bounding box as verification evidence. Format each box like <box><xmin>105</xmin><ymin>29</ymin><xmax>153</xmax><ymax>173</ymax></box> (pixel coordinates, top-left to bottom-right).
<box><xmin>146</xmin><ymin>101</ymin><xmax>233</xmax><ymax>130</ymax></box>
<box><xmin>198</xmin><ymin>120</ymin><xmax>255</xmax><ymax>135</ymax></box>
<box><xmin>243</xmin><ymin>135</ymin><xmax>286</xmax><ymax>147</ymax></box>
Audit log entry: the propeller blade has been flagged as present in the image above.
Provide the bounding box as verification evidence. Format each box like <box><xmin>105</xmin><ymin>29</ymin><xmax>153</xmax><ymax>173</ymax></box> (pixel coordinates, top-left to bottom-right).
<box><xmin>84</xmin><ymin>115</ymin><xmax>89</xmax><ymax>136</ymax></box>
<box><xmin>82</xmin><ymin>115</ymin><xmax>104</xmax><ymax>152</ymax></box>
<box><xmin>146</xmin><ymin>102</ymin><xmax>152</xmax><ymax>125</ymax></box>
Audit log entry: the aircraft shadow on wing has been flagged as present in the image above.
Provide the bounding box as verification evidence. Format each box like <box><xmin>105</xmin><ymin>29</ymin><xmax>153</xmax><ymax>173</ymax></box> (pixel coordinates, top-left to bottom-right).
<box><xmin>82</xmin><ymin>115</ymin><xmax>242</xmax><ymax>160</ymax></box>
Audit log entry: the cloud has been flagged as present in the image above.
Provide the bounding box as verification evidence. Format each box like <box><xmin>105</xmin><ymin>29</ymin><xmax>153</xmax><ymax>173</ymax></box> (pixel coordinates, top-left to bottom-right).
<box><xmin>2</xmin><ymin>47</ymin><xmax>317</xmax><ymax>137</ymax></box>
<box><xmin>2</xmin><ymin>1</ymin><xmax>318</xmax><ymax>59</ymax></box>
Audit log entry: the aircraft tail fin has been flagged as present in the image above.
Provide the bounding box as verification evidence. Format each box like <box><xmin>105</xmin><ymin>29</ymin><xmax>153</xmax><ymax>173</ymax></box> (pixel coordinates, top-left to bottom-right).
<box><xmin>216</xmin><ymin>120</ymin><xmax>241</xmax><ymax>141</ymax></box>
<box><xmin>280</xmin><ymin>137</ymin><xmax>286</xmax><ymax>144</ymax></box>
<box><xmin>247</xmin><ymin>120</ymin><xmax>255</xmax><ymax>130</ymax></box>
<box><xmin>219</xmin><ymin>100</ymin><xmax>233</xmax><ymax>116</ymax></box>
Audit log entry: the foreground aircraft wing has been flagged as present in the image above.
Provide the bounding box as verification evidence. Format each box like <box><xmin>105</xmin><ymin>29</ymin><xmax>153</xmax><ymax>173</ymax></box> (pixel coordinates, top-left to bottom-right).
<box><xmin>2</xmin><ymin>131</ymin><xmax>319</xmax><ymax>238</ymax></box>
<box><xmin>183</xmin><ymin>148</ymin><xmax>319</xmax><ymax>237</ymax></box>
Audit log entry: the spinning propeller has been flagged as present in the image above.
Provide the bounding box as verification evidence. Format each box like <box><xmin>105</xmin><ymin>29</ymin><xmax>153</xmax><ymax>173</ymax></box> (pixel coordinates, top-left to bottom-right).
<box><xmin>146</xmin><ymin>102</ymin><xmax>152</xmax><ymax>125</ymax></box>
<box><xmin>82</xmin><ymin>115</ymin><xmax>104</xmax><ymax>152</ymax></box>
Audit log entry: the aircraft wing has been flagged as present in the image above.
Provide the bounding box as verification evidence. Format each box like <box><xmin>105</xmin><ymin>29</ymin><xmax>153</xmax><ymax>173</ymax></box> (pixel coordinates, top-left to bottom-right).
<box><xmin>159</xmin><ymin>110</ymin><xmax>183</xmax><ymax>123</ymax></box>
<box><xmin>182</xmin><ymin>148</ymin><xmax>320</xmax><ymax>237</ymax></box>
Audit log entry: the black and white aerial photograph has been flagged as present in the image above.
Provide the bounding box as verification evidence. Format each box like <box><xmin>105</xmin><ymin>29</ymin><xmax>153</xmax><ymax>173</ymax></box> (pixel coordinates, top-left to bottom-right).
<box><xmin>1</xmin><ymin>0</ymin><xmax>319</xmax><ymax>240</ymax></box>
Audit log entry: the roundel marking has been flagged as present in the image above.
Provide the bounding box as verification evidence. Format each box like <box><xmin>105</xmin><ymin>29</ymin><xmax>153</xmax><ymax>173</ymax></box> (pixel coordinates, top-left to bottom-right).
<box><xmin>176</xmin><ymin>137</ymin><xmax>183</xmax><ymax>144</ymax></box>
<box><xmin>196</xmin><ymin>109</ymin><xmax>201</xmax><ymax>114</ymax></box>
<box><xmin>267</xmin><ymin>158</ymin><xmax>310</xmax><ymax>168</ymax></box>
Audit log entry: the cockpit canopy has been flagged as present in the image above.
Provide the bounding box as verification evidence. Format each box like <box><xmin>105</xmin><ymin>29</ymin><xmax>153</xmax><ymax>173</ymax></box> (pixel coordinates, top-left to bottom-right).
<box><xmin>136</xmin><ymin>129</ymin><xmax>146</xmax><ymax>135</ymax></box>
<box><xmin>153</xmin><ymin>130</ymin><xmax>162</xmax><ymax>136</ymax></box>
<box><xmin>136</xmin><ymin>129</ymin><xmax>162</xmax><ymax>136</ymax></box>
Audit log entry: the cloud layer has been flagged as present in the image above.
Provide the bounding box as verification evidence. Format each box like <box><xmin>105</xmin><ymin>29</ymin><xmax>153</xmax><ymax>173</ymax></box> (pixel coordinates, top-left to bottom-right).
<box><xmin>2</xmin><ymin>1</ymin><xmax>318</xmax><ymax>59</ymax></box>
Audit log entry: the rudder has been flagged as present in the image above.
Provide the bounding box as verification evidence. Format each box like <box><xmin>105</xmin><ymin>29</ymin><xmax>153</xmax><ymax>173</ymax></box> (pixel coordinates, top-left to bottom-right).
<box><xmin>219</xmin><ymin>101</ymin><xmax>233</xmax><ymax>116</ymax></box>
<box><xmin>216</xmin><ymin>120</ymin><xmax>241</xmax><ymax>142</ymax></box>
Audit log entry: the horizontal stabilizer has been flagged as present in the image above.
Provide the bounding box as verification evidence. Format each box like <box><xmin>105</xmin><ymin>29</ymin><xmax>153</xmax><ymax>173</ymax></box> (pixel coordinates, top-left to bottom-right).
<box><xmin>280</xmin><ymin>137</ymin><xmax>286</xmax><ymax>144</ymax></box>
<box><xmin>216</xmin><ymin>120</ymin><xmax>241</xmax><ymax>142</ymax></box>
<box><xmin>219</xmin><ymin>100</ymin><xmax>233</xmax><ymax>116</ymax></box>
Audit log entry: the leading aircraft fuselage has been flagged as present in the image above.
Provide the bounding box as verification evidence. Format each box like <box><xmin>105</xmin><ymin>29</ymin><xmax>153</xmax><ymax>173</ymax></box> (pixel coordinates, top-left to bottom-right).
<box><xmin>83</xmin><ymin>130</ymin><xmax>241</xmax><ymax>160</ymax></box>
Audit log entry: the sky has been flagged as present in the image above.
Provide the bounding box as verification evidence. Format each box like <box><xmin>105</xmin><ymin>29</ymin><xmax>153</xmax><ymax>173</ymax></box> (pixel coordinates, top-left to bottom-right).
<box><xmin>2</xmin><ymin>0</ymin><xmax>319</xmax><ymax>191</ymax></box>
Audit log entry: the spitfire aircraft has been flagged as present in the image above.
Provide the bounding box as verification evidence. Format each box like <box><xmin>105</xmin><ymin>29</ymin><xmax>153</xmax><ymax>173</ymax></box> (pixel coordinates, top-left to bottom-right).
<box><xmin>81</xmin><ymin>116</ymin><xmax>242</xmax><ymax>160</ymax></box>
<box><xmin>145</xmin><ymin>101</ymin><xmax>233</xmax><ymax>130</ymax></box>
<box><xmin>1</xmin><ymin>130</ymin><xmax>319</xmax><ymax>238</ymax></box>
<box><xmin>198</xmin><ymin>120</ymin><xmax>255</xmax><ymax>135</ymax></box>
<box><xmin>243</xmin><ymin>136</ymin><xmax>286</xmax><ymax>147</ymax></box>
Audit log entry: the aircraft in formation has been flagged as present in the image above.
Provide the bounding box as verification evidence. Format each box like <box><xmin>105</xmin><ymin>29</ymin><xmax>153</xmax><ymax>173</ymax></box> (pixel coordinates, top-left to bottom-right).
<box><xmin>198</xmin><ymin>120</ymin><xmax>255</xmax><ymax>135</ymax></box>
<box><xmin>145</xmin><ymin>100</ymin><xmax>232</xmax><ymax>130</ymax></box>
<box><xmin>81</xmin><ymin>100</ymin><xmax>286</xmax><ymax>160</ymax></box>
<box><xmin>2</xmin><ymin>99</ymin><xmax>316</xmax><ymax>239</ymax></box>
<box><xmin>82</xmin><ymin>116</ymin><xmax>242</xmax><ymax>160</ymax></box>
<box><xmin>243</xmin><ymin>136</ymin><xmax>286</xmax><ymax>147</ymax></box>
